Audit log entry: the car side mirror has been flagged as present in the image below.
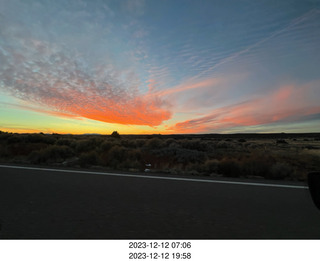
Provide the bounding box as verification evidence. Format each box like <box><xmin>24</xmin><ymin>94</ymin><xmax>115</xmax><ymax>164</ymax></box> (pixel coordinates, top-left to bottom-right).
<box><xmin>308</xmin><ymin>172</ymin><xmax>320</xmax><ymax>210</ymax></box>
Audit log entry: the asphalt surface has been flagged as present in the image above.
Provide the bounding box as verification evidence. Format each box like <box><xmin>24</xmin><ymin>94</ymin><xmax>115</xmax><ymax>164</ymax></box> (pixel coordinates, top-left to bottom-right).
<box><xmin>0</xmin><ymin>165</ymin><xmax>320</xmax><ymax>239</ymax></box>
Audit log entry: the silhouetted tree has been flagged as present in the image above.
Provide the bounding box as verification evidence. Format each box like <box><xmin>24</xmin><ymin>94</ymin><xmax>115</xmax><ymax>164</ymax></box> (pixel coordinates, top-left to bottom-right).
<box><xmin>111</xmin><ymin>131</ymin><xmax>120</xmax><ymax>138</ymax></box>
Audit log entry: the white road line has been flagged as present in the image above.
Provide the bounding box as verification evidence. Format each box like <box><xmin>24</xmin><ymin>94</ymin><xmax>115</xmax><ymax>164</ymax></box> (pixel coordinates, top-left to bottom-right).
<box><xmin>0</xmin><ymin>164</ymin><xmax>308</xmax><ymax>189</ymax></box>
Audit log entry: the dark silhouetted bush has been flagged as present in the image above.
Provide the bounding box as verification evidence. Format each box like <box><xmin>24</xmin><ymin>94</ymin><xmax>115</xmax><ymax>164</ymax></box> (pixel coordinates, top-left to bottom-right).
<box><xmin>28</xmin><ymin>145</ymin><xmax>74</xmax><ymax>164</ymax></box>
<box><xmin>0</xmin><ymin>131</ymin><xmax>11</xmax><ymax>142</ymax></box>
<box><xmin>165</xmin><ymin>138</ymin><xmax>176</xmax><ymax>147</ymax></box>
<box><xmin>204</xmin><ymin>159</ymin><xmax>219</xmax><ymax>174</ymax></box>
<box><xmin>267</xmin><ymin>162</ymin><xmax>292</xmax><ymax>180</ymax></box>
<box><xmin>146</xmin><ymin>138</ymin><xmax>164</xmax><ymax>149</ymax></box>
<box><xmin>276</xmin><ymin>139</ymin><xmax>288</xmax><ymax>144</ymax></box>
<box><xmin>0</xmin><ymin>144</ymin><xmax>8</xmax><ymax>157</ymax></box>
<box><xmin>215</xmin><ymin>141</ymin><xmax>234</xmax><ymax>149</ymax></box>
<box><xmin>241</xmin><ymin>157</ymin><xmax>271</xmax><ymax>178</ymax></box>
<box><xmin>25</xmin><ymin>134</ymin><xmax>55</xmax><ymax>144</ymax></box>
<box><xmin>305</xmin><ymin>145</ymin><xmax>318</xmax><ymax>150</ymax></box>
<box><xmin>74</xmin><ymin>137</ymin><xmax>99</xmax><ymax>153</ymax></box>
<box><xmin>104</xmin><ymin>145</ymin><xmax>127</xmax><ymax>168</ymax></box>
<box><xmin>7</xmin><ymin>135</ymin><xmax>25</xmax><ymax>144</ymax></box>
<box><xmin>100</xmin><ymin>140</ymin><xmax>116</xmax><ymax>152</ymax></box>
<box><xmin>218</xmin><ymin>159</ymin><xmax>241</xmax><ymax>177</ymax></box>
<box><xmin>181</xmin><ymin>139</ymin><xmax>207</xmax><ymax>151</ymax></box>
<box><xmin>79</xmin><ymin>151</ymin><xmax>99</xmax><ymax>167</ymax></box>
<box><xmin>175</xmin><ymin>148</ymin><xmax>206</xmax><ymax>164</ymax></box>
<box><xmin>55</xmin><ymin>138</ymin><xmax>73</xmax><ymax>146</ymax></box>
<box><xmin>108</xmin><ymin>145</ymin><xmax>126</xmax><ymax>161</ymax></box>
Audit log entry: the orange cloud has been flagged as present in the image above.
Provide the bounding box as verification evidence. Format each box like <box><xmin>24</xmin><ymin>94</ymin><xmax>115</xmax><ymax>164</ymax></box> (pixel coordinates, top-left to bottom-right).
<box><xmin>35</xmin><ymin>84</ymin><xmax>172</xmax><ymax>126</ymax></box>
<box><xmin>0</xmin><ymin>35</ymin><xmax>172</xmax><ymax>127</ymax></box>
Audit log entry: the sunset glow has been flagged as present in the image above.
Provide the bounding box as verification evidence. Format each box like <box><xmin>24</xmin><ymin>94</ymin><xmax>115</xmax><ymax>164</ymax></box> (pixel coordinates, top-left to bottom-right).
<box><xmin>1</xmin><ymin>0</ymin><xmax>319</xmax><ymax>134</ymax></box>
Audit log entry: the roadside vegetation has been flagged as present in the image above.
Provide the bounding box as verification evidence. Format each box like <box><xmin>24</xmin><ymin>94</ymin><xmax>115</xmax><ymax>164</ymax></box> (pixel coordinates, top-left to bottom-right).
<box><xmin>0</xmin><ymin>130</ymin><xmax>319</xmax><ymax>181</ymax></box>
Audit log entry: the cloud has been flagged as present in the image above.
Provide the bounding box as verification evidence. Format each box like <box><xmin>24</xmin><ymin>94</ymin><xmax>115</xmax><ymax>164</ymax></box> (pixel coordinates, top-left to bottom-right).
<box><xmin>148</xmin><ymin>77</ymin><xmax>222</xmax><ymax>97</ymax></box>
<box><xmin>1</xmin><ymin>101</ymin><xmax>82</xmax><ymax>119</ymax></box>
<box><xmin>123</xmin><ymin>0</ymin><xmax>146</xmax><ymax>16</ymax></box>
<box><xmin>0</xmin><ymin>37</ymin><xmax>171</xmax><ymax>125</ymax></box>
<box><xmin>1</xmin><ymin>1</ymin><xmax>319</xmax><ymax>134</ymax></box>
<box><xmin>174</xmin><ymin>9</ymin><xmax>320</xmax><ymax>85</ymax></box>
<box><xmin>169</xmin><ymin>82</ymin><xmax>320</xmax><ymax>133</ymax></box>
<box><xmin>0</xmin><ymin>3</ymin><xmax>171</xmax><ymax>127</ymax></box>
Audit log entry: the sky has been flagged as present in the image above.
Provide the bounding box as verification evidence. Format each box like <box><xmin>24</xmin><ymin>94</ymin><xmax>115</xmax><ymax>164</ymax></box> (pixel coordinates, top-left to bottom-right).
<box><xmin>0</xmin><ymin>0</ymin><xmax>320</xmax><ymax>134</ymax></box>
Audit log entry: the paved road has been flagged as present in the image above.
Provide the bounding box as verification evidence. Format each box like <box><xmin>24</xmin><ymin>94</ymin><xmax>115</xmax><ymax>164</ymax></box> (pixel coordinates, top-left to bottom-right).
<box><xmin>0</xmin><ymin>165</ymin><xmax>319</xmax><ymax>239</ymax></box>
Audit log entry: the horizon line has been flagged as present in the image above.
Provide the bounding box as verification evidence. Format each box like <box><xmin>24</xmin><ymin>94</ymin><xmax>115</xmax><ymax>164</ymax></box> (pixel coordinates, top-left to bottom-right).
<box><xmin>1</xmin><ymin>130</ymin><xmax>320</xmax><ymax>136</ymax></box>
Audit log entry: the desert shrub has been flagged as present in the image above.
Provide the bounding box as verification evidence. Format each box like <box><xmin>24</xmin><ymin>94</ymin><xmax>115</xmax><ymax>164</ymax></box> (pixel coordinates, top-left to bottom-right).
<box><xmin>0</xmin><ymin>144</ymin><xmax>9</xmax><ymax>157</ymax></box>
<box><xmin>127</xmin><ymin>149</ymin><xmax>142</xmax><ymax>161</ymax></box>
<box><xmin>267</xmin><ymin>162</ymin><xmax>293</xmax><ymax>180</ymax></box>
<box><xmin>305</xmin><ymin>145</ymin><xmax>318</xmax><ymax>150</ymax></box>
<box><xmin>108</xmin><ymin>145</ymin><xmax>126</xmax><ymax>161</ymax></box>
<box><xmin>215</xmin><ymin>141</ymin><xmax>234</xmax><ymax>149</ymax></box>
<box><xmin>295</xmin><ymin>152</ymin><xmax>320</xmax><ymax>172</ymax></box>
<box><xmin>145</xmin><ymin>138</ymin><xmax>164</xmax><ymax>149</ymax></box>
<box><xmin>241</xmin><ymin>157</ymin><xmax>271</xmax><ymax>177</ymax></box>
<box><xmin>276</xmin><ymin>139</ymin><xmax>288</xmax><ymax>144</ymax></box>
<box><xmin>165</xmin><ymin>138</ymin><xmax>176</xmax><ymax>147</ymax></box>
<box><xmin>150</xmin><ymin>147</ymin><xmax>176</xmax><ymax>158</ymax></box>
<box><xmin>134</xmin><ymin>139</ymin><xmax>146</xmax><ymax>148</ymax></box>
<box><xmin>120</xmin><ymin>139</ymin><xmax>137</xmax><ymax>148</ymax></box>
<box><xmin>0</xmin><ymin>131</ymin><xmax>11</xmax><ymax>141</ymax></box>
<box><xmin>25</xmin><ymin>134</ymin><xmax>55</xmax><ymax>144</ymax></box>
<box><xmin>28</xmin><ymin>149</ymin><xmax>48</xmax><ymax>164</ymax></box>
<box><xmin>247</xmin><ymin>143</ymin><xmax>260</xmax><ymax>150</ymax></box>
<box><xmin>103</xmin><ymin>145</ymin><xmax>128</xmax><ymax>168</ymax></box>
<box><xmin>55</xmin><ymin>138</ymin><xmax>73</xmax><ymax>146</ymax></box>
<box><xmin>218</xmin><ymin>159</ymin><xmax>241</xmax><ymax>177</ymax></box>
<box><xmin>7</xmin><ymin>142</ymin><xmax>47</xmax><ymax>157</ymax></box>
<box><xmin>204</xmin><ymin>159</ymin><xmax>219</xmax><ymax>174</ymax></box>
<box><xmin>205</xmin><ymin>141</ymin><xmax>216</xmax><ymax>153</ymax></box>
<box><xmin>100</xmin><ymin>140</ymin><xmax>116</xmax><ymax>152</ymax></box>
<box><xmin>175</xmin><ymin>148</ymin><xmax>206</xmax><ymax>164</ymax></box>
<box><xmin>151</xmin><ymin>147</ymin><xmax>206</xmax><ymax>164</ymax></box>
<box><xmin>181</xmin><ymin>139</ymin><xmax>207</xmax><ymax>151</ymax></box>
<box><xmin>28</xmin><ymin>145</ymin><xmax>73</xmax><ymax>164</ymax></box>
<box><xmin>238</xmin><ymin>139</ymin><xmax>247</xmax><ymax>143</ymax></box>
<box><xmin>167</xmin><ymin>164</ymin><xmax>184</xmax><ymax>175</ymax></box>
<box><xmin>74</xmin><ymin>137</ymin><xmax>100</xmax><ymax>153</ymax></box>
<box><xmin>168</xmin><ymin>141</ymin><xmax>182</xmax><ymax>149</ymax></box>
<box><xmin>6</xmin><ymin>135</ymin><xmax>25</xmax><ymax>144</ymax></box>
<box><xmin>79</xmin><ymin>151</ymin><xmax>99</xmax><ymax>167</ymax></box>
<box><xmin>44</xmin><ymin>145</ymin><xmax>73</xmax><ymax>160</ymax></box>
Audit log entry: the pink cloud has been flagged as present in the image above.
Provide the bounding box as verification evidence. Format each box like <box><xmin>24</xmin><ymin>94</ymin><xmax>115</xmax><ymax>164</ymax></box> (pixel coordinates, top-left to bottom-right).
<box><xmin>149</xmin><ymin>78</ymin><xmax>221</xmax><ymax>97</ymax></box>
<box><xmin>169</xmin><ymin>83</ymin><xmax>320</xmax><ymax>133</ymax></box>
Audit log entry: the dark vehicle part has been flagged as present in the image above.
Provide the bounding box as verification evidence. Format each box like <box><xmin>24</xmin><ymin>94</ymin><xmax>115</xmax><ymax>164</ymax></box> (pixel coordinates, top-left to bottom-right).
<box><xmin>308</xmin><ymin>172</ymin><xmax>320</xmax><ymax>210</ymax></box>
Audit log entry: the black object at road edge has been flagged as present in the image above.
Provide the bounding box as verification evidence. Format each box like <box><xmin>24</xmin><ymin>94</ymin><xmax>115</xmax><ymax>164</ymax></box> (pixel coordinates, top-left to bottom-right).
<box><xmin>308</xmin><ymin>172</ymin><xmax>320</xmax><ymax>210</ymax></box>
